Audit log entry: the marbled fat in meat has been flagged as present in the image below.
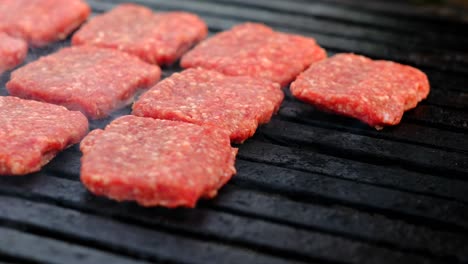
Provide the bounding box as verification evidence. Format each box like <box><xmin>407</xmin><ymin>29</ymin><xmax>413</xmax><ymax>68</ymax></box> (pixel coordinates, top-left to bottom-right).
<box><xmin>0</xmin><ymin>0</ymin><xmax>90</xmax><ymax>46</ymax></box>
<box><xmin>80</xmin><ymin>115</ymin><xmax>237</xmax><ymax>208</ymax></box>
<box><xmin>72</xmin><ymin>4</ymin><xmax>207</xmax><ymax>65</ymax></box>
<box><xmin>133</xmin><ymin>68</ymin><xmax>284</xmax><ymax>143</ymax></box>
<box><xmin>290</xmin><ymin>53</ymin><xmax>430</xmax><ymax>129</ymax></box>
<box><xmin>7</xmin><ymin>46</ymin><xmax>161</xmax><ymax>119</ymax></box>
<box><xmin>181</xmin><ymin>23</ymin><xmax>326</xmax><ymax>86</ymax></box>
<box><xmin>0</xmin><ymin>33</ymin><xmax>27</xmax><ymax>73</ymax></box>
<box><xmin>0</xmin><ymin>96</ymin><xmax>88</xmax><ymax>175</ymax></box>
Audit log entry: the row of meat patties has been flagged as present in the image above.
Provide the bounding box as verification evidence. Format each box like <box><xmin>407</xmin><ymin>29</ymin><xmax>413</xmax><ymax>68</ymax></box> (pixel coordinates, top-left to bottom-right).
<box><xmin>0</xmin><ymin>1</ymin><xmax>430</xmax><ymax>208</ymax></box>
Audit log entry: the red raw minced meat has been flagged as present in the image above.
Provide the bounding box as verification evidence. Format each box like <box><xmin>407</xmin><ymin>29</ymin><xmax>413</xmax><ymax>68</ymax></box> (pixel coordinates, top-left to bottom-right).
<box><xmin>180</xmin><ymin>23</ymin><xmax>327</xmax><ymax>86</ymax></box>
<box><xmin>0</xmin><ymin>0</ymin><xmax>90</xmax><ymax>46</ymax></box>
<box><xmin>72</xmin><ymin>3</ymin><xmax>208</xmax><ymax>65</ymax></box>
<box><xmin>0</xmin><ymin>33</ymin><xmax>28</xmax><ymax>74</ymax></box>
<box><xmin>0</xmin><ymin>96</ymin><xmax>88</xmax><ymax>176</ymax></box>
<box><xmin>132</xmin><ymin>68</ymin><xmax>284</xmax><ymax>143</ymax></box>
<box><xmin>80</xmin><ymin>115</ymin><xmax>237</xmax><ymax>208</ymax></box>
<box><xmin>7</xmin><ymin>46</ymin><xmax>161</xmax><ymax>119</ymax></box>
<box><xmin>290</xmin><ymin>53</ymin><xmax>430</xmax><ymax>129</ymax></box>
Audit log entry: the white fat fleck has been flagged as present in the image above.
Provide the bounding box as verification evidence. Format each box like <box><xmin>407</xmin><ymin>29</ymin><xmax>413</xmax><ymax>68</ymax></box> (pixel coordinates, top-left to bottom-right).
<box><xmin>382</xmin><ymin>112</ymin><xmax>392</xmax><ymax>123</ymax></box>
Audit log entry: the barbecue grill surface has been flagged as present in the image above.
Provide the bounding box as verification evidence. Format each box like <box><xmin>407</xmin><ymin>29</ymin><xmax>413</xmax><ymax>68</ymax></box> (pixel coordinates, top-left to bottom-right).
<box><xmin>1</xmin><ymin>1</ymin><xmax>468</xmax><ymax>263</ymax></box>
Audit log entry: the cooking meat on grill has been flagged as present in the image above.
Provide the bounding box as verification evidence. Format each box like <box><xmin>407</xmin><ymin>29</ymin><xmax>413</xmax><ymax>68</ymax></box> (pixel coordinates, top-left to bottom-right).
<box><xmin>72</xmin><ymin>3</ymin><xmax>207</xmax><ymax>65</ymax></box>
<box><xmin>0</xmin><ymin>96</ymin><xmax>88</xmax><ymax>176</ymax></box>
<box><xmin>181</xmin><ymin>23</ymin><xmax>327</xmax><ymax>86</ymax></box>
<box><xmin>80</xmin><ymin>115</ymin><xmax>237</xmax><ymax>208</ymax></box>
<box><xmin>0</xmin><ymin>0</ymin><xmax>90</xmax><ymax>46</ymax></box>
<box><xmin>0</xmin><ymin>33</ymin><xmax>28</xmax><ymax>74</ymax></box>
<box><xmin>132</xmin><ymin>68</ymin><xmax>284</xmax><ymax>143</ymax></box>
<box><xmin>290</xmin><ymin>53</ymin><xmax>430</xmax><ymax>129</ymax></box>
<box><xmin>6</xmin><ymin>46</ymin><xmax>161</xmax><ymax>119</ymax></box>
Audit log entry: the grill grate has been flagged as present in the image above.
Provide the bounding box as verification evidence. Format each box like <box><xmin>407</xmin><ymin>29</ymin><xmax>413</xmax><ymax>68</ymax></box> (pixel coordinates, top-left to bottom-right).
<box><xmin>0</xmin><ymin>0</ymin><xmax>467</xmax><ymax>263</ymax></box>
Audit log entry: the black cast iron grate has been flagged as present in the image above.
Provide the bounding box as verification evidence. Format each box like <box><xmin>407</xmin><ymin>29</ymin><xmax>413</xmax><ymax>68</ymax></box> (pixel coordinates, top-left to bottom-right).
<box><xmin>0</xmin><ymin>0</ymin><xmax>467</xmax><ymax>263</ymax></box>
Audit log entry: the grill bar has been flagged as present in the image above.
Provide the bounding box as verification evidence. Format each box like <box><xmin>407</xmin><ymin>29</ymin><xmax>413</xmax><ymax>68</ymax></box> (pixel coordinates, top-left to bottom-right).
<box><xmin>99</xmin><ymin>0</ymin><xmax>468</xmax><ymax>50</ymax></box>
<box><xmin>87</xmin><ymin>2</ymin><xmax>468</xmax><ymax>115</ymax></box>
<box><xmin>0</xmin><ymin>194</ymin><xmax>305</xmax><ymax>264</ymax></box>
<box><xmin>404</xmin><ymin>106</ymin><xmax>468</xmax><ymax>133</ymax></box>
<box><xmin>0</xmin><ymin>226</ymin><xmax>148</xmax><ymax>264</ymax></box>
<box><xmin>42</xmin><ymin>120</ymin><xmax>468</xmax><ymax>199</ymax></box>
<box><xmin>284</xmin><ymin>111</ymin><xmax>467</xmax><ymax>154</ymax></box>
<box><xmin>212</xmin><ymin>185</ymin><xmax>468</xmax><ymax>262</ymax></box>
<box><xmin>423</xmin><ymin>90</ymin><xmax>468</xmax><ymax>110</ymax></box>
<box><xmin>280</xmin><ymin>97</ymin><xmax>468</xmax><ymax>152</ymax></box>
<box><xmin>38</xmin><ymin>145</ymin><xmax>468</xmax><ymax>229</ymax></box>
<box><xmin>312</xmin><ymin>0</ymin><xmax>468</xmax><ymax>25</ymax></box>
<box><xmin>237</xmin><ymin>141</ymin><xmax>468</xmax><ymax>202</ymax></box>
<box><xmin>423</xmin><ymin>70</ymin><xmax>468</xmax><ymax>93</ymax></box>
<box><xmin>262</xmin><ymin>120</ymin><xmax>467</xmax><ymax>181</ymax></box>
<box><xmin>257</xmin><ymin>120</ymin><xmax>468</xmax><ymax>178</ymax></box>
<box><xmin>90</xmin><ymin>0</ymin><xmax>468</xmax><ymax>75</ymax></box>
<box><xmin>0</xmin><ymin>176</ymin><xmax>464</xmax><ymax>263</ymax></box>
<box><xmin>198</xmin><ymin>0</ymin><xmax>468</xmax><ymax>53</ymax></box>
<box><xmin>233</xmin><ymin>157</ymin><xmax>468</xmax><ymax>231</ymax></box>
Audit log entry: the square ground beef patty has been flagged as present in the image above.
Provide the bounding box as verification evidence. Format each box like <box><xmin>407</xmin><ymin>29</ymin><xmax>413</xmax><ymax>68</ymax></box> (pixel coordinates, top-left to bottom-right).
<box><xmin>6</xmin><ymin>46</ymin><xmax>161</xmax><ymax>119</ymax></box>
<box><xmin>181</xmin><ymin>23</ymin><xmax>327</xmax><ymax>86</ymax></box>
<box><xmin>0</xmin><ymin>96</ymin><xmax>88</xmax><ymax>176</ymax></box>
<box><xmin>132</xmin><ymin>68</ymin><xmax>284</xmax><ymax>143</ymax></box>
<box><xmin>80</xmin><ymin>115</ymin><xmax>237</xmax><ymax>208</ymax></box>
<box><xmin>72</xmin><ymin>3</ymin><xmax>207</xmax><ymax>65</ymax></box>
<box><xmin>0</xmin><ymin>33</ymin><xmax>28</xmax><ymax>74</ymax></box>
<box><xmin>290</xmin><ymin>53</ymin><xmax>430</xmax><ymax>129</ymax></box>
<box><xmin>0</xmin><ymin>0</ymin><xmax>90</xmax><ymax>46</ymax></box>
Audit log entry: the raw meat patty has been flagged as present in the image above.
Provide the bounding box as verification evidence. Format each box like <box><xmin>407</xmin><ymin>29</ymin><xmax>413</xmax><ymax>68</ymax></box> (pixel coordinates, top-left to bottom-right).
<box><xmin>290</xmin><ymin>53</ymin><xmax>430</xmax><ymax>129</ymax></box>
<box><xmin>0</xmin><ymin>33</ymin><xmax>28</xmax><ymax>74</ymax></box>
<box><xmin>181</xmin><ymin>23</ymin><xmax>327</xmax><ymax>86</ymax></box>
<box><xmin>80</xmin><ymin>115</ymin><xmax>237</xmax><ymax>208</ymax></box>
<box><xmin>7</xmin><ymin>46</ymin><xmax>161</xmax><ymax>119</ymax></box>
<box><xmin>0</xmin><ymin>0</ymin><xmax>90</xmax><ymax>46</ymax></box>
<box><xmin>132</xmin><ymin>68</ymin><xmax>284</xmax><ymax>143</ymax></box>
<box><xmin>72</xmin><ymin>3</ymin><xmax>208</xmax><ymax>65</ymax></box>
<box><xmin>0</xmin><ymin>96</ymin><xmax>88</xmax><ymax>175</ymax></box>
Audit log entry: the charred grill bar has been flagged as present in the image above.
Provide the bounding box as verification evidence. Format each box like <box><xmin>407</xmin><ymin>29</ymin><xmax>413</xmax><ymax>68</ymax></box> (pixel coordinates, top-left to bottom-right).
<box><xmin>0</xmin><ymin>0</ymin><xmax>467</xmax><ymax>263</ymax></box>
